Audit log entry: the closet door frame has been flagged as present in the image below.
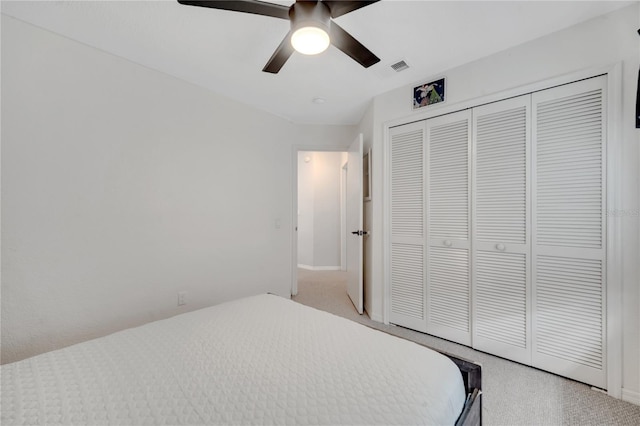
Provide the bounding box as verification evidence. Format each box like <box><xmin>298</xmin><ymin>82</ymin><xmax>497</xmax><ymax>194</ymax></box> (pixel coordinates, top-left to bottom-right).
<box><xmin>382</xmin><ymin>63</ymin><xmax>623</xmax><ymax>398</ymax></box>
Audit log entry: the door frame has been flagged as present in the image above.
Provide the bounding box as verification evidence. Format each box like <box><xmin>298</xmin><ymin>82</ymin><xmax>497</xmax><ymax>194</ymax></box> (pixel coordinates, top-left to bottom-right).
<box><xmin>382</xmin><ymin>63</ymin><xmax>623</xmax><ymax>398</ymax></box>
<box><xmin>291</xmin><ymin>144</ymin><xmax>348</xmax><ymax>296</ymax></box>
<box><xmin>341</xmin><ymin>161</ymin><xmax>348</xmax><ymax>271</ymax></box>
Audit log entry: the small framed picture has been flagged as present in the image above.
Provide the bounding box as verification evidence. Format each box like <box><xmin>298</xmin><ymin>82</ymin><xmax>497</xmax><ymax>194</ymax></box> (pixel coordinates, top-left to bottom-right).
<box><xmin>413</xmin><ymin>77</ymin><xmax>445</xmax><ymax>110</ymax></box>
<box><xmin>363</xmin><ymin>148</ymin><xmax>371</xmax><ymax>202</ymax></box>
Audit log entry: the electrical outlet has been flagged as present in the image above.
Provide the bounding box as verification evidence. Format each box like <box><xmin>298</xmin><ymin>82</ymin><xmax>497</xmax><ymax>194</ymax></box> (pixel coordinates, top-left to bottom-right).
<box><xmin>178</xmin><ymin>291</ymin><xmax>186</xmax><ymax>306</ymax></box>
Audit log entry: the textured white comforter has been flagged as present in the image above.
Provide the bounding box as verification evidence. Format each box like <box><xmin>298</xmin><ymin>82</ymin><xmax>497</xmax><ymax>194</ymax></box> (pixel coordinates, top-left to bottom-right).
<box><xmin>1</xmin><ymin>294</ymin><xmax>465</xmax><ymax>425</ymax></box>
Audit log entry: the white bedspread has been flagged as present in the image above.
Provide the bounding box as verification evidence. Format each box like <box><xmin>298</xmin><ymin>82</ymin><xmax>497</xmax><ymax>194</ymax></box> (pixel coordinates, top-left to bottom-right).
<box><xmin>1</xmin><ymin>294</ymin><xmax>465</xmax><ymax>425</ymax></box>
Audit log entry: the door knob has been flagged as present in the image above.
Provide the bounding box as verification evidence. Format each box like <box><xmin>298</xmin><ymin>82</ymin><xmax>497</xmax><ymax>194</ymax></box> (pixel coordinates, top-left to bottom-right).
<box><xmin>351</xmin><ymin>230</ymin><xmax>368</xmax><ymax>236</ymax></box>
<box><xmin>443</xmin><ymin>240</ymin><xmax>452</xmax><ymax>247</ymax></box>
<box><xmin>496</xmin><ymin>243</ymin><xmax>506</xmax><ymax>251</ymax></box>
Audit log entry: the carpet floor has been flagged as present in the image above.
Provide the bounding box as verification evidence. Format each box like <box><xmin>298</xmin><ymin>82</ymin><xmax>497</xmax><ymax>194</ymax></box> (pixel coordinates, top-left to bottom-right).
<box><xmin>293</xmin><ymin>269</ymin><xmax>640</xmax><ymax>425</ymax></box>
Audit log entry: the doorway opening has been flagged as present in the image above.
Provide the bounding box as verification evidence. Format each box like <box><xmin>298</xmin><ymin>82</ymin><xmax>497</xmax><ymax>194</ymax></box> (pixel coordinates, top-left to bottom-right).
<box><xmin>295</xmin><ymin>150</ymin><xmax>348</xmax><ymax>304</ymax></box>
<box><xmin>291</xmin><ymin>135</ymin><xmax>364</xmax><ymax>316</ymax></box>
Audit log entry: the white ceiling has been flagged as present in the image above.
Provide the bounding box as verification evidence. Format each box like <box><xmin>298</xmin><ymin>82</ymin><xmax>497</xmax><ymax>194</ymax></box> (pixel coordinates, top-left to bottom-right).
<box><xmin>2</xmin><ymin>0</ymin><xmax>632</xmax><ymax>125</ymax></box>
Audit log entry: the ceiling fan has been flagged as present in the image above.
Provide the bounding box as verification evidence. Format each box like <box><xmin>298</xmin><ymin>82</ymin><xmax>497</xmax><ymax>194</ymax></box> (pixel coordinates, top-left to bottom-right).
<box><xmin>177</xmin><ymin>0</ymin><xmax>381</xmax><ymax>74</ymax></box>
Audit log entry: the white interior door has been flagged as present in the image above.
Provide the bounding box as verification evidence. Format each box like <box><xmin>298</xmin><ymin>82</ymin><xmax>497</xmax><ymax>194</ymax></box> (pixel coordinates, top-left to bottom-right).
<box><xmin>346</xmin><ymin>134</ymin><xmax>364</xmax><ymax>314</ymax></box>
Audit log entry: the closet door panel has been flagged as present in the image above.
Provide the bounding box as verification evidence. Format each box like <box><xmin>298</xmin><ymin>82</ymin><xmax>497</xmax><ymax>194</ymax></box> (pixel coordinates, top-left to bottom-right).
<box><xmin>472</xmin><ymin>96</ymin><xmax>531</xmax><ymax>364</ymax></box>
<box><xmin>475</xmin><ymin>251</ymin><xmax>527</xmax><ymax>350</ymax></box>
<box><xmin>426</xmin><ymin>110</ymin><xmax>471</xmax><ymax>345</ymax></box>
<box><xmin>390</xmin><ymin>242</ymin><xmax>425</xmax><ymax>328</ymax></box>
<box><xmin>428</xmin><ymin>246</ymin><xmax>470</xmax><ymax>336</ymax></box>
<box><xmin>535</xmin><ymin>255</ymin><xmax>604</xmax><ymax>370</ymax></box>
<box><xmin>532</xmin><ymin>76</ymin><xmax>606</xmax><ymax>388</ymax></box>
<box><xmin>389</xmin><ymin>122</ymin><xmax>427</xmax><ymax>332</ymax></box>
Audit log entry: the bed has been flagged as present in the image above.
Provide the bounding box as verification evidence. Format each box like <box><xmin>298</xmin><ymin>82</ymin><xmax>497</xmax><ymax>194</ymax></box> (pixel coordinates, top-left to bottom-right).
<box><xmin>1</xmin><ymin>294</ymin><xmax>481</xmax><ymax>425</ymax></box>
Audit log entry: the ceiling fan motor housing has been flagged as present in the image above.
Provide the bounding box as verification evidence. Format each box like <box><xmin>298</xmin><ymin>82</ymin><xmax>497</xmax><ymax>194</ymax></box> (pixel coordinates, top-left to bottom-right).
<box><xmin>289</xmin><ymin>1</ymin><xmax>331</xmax><ymax>35</ymax></box>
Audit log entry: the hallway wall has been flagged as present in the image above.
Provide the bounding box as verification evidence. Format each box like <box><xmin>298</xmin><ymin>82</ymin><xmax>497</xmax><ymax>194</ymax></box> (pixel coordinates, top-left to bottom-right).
<box><xmin>297</xmin><ymin>151</ymin><xmax>345</xmax><ymax>269</ymax></box>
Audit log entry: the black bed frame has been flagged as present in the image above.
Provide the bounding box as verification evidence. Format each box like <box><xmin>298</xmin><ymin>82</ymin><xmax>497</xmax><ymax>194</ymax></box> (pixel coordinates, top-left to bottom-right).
<box><xmin>446</xmin><ymin>351</ymin><xmax>482</xmax><ymax>426</ymax></box>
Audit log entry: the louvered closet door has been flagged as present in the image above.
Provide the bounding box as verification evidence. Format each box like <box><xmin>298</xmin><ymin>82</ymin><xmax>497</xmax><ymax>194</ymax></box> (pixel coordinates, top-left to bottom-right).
<box><xmin>532</xmin><ymin>76</ymin><xmax>607</xmax><ymax>388</ymax></box>
<box><xmin>472</xmin><ymin>96</ymin><xmax>532</xmax><ymax>364</ymax></box>
<box><xmin>426</xmin><ymin>110</ymin><xmax>472</xmax><ymax>345</ymax></box>
<box><xmin>389</xmin><ymin>121</ymin><xmax>427</xmax><ymax>332</ymax></box>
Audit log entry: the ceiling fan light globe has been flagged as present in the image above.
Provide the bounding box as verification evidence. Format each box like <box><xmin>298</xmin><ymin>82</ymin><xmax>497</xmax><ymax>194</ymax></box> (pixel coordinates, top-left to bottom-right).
<box><xmin>291</xmin><ymin>26</ymin><xmax>330</xmax><ymax>55</ymax></box>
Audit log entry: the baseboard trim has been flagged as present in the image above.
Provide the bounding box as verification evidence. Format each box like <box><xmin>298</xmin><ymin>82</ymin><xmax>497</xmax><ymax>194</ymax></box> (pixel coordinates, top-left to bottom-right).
<box><xmin>297</xmin><ymin>264</ymin><xmax>341</xmax><ymax>271</ymax></box>
<box><xmin>622</xmin><ymin>388</ymin><xmax>640</xmax><ymax>405</ymax></box>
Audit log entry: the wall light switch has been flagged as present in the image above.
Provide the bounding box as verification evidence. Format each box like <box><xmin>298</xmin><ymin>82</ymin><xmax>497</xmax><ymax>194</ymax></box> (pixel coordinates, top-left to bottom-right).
<box><xmin>178</xmin><ymin>291</ymin><xmax>186</xmax><ymax>306</ymax></box>
<box><xmin>275</xmin><ymin>219</ymin><xmax>281</xmax><ymax>229</ymax></box>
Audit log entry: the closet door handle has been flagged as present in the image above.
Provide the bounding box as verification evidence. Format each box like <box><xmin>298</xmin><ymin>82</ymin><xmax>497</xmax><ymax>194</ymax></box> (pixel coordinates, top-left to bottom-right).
<box><xmin>496</xmin><ymin>243</ymin><xmax>506</xmax><ymax>251</ymax></box>
<box><xmin>443</xmin><ymin>240</ymin><xmax>452</xmax><ymax>247</ymax></box>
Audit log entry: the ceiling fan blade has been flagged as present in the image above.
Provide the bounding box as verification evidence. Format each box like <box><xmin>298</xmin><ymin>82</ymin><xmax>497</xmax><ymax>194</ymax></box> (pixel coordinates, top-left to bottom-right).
<box><xmin>322</xmin><ymin>1</ymin><xmax>379</xmax><ymax>19</ymax></box>
<box><xmin>329</xmin><ymin>22</ymin><xmax>380</xmax><ymax>68</ymax></box>
<box><xmin>177</xmin><ymin>1</ymin><xmax>290</xmax><ymax>20</ymax></box>
<box><xmin>262</xmin><ymin>31</ymin><xmax>295</xmax><ymax>74</ymax></box>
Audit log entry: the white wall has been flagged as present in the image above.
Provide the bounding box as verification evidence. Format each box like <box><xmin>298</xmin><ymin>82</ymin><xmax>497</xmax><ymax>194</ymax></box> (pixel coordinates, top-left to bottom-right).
<box><xmin>297</xmin><ymin>151</ymin><xmax>343</xmax><ymax>269</ymax></box>
<box><xmin>0</xmin><ymin>15</ymin><xmax>356</xmax><ymax>364</ymax></box>
<box><xmin>297</xmin><ymin>153</ymin><xmax>315</xmax><ymax>267</ymax></box>
<box><xmin>312</xmin><ymin>152</ymin><xmax>344</xmax><ymax>268</ymax></box>
<box><xmin>363</xmin><ymin>4</ymin><xmax>640</xmax><ymax>398</ymax></box>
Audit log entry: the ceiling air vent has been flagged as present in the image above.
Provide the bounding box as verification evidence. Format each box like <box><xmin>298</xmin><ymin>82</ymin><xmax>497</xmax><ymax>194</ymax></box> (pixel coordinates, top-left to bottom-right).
<box><xmin>390</xmin><ymin>60</ymin><xmax>409</xmax><ymax>72</ymax></box>
<box><xmin>374</xmin><ymin>59</ymin><xmax>410</xmax><ymax>79</ymax></box>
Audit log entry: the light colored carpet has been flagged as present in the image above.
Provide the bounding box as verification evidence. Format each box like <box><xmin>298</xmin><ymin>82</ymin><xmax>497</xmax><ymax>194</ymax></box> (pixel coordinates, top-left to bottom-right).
<box><xmin>293</xmin><ymin>269</ymin><xmax>640</xmax><ymax>426</ymax></box>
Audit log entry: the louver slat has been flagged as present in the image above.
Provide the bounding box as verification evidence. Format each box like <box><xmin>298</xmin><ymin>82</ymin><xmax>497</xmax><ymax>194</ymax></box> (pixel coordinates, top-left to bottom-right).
<box><xmin>536</xmin><ymin>89</ymin><xmax>602</xmax><ymax>249</ymax></box>
<box><xmin>532</xmin><ymin>76</ymin><xmax>606</xmax><ymax>389</ymax></box>
<box><xmin>389</xmin><ymin>123</ymin><xmax>426</xmax><ymax>332</ymax></box>
<box><xmin>429</xmin><ymin>119</ymin><xmax>469</xmax><ymax>239</ymax></box>
<box><xmin>391</xmin><ymin>129</ymin><xmax>424</xmax><ymax>238</ymax></box>
<box><xmin>472</xmin><ymin>96</ymin><xmax>531</xmax><ymax>364</ymax></box>
<box><xmin>391</xmin><ymin>243</ymin><xmax>424</xmax><ymax>319</ymax></box>
<box><xmin>428</xmin><ymin>247</ymin><xmax>469</xmax><ymax>332</ymax></box>
<box><xmin>535</xmin><ymin>256</ymin><xmax>603</xmax><ymax>369</ymax></box>
<box><xmin>476</xmin><ymin>105</ymin><xmax>527</xmax><ymax>243</ymax></box>
<box><xmin>426</xmin><ymin>111</ymin><xmax>471</xmax><ymax>345</ymax></box>
<box><xmin>476</xmin><ymin>251</ymin><xmax>527</xmax><ymax>348</ymax></box>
